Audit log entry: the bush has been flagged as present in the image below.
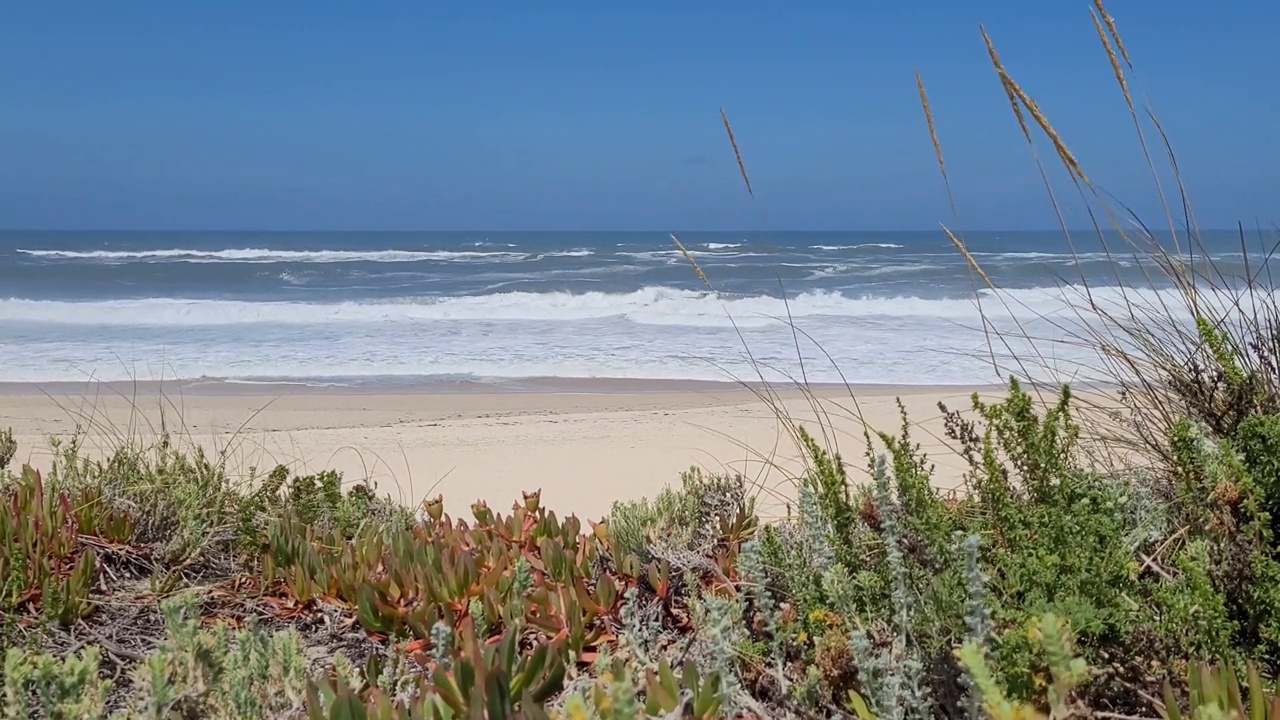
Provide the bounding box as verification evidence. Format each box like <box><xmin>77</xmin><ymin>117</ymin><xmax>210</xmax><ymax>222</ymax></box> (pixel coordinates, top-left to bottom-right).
<box><xmin>3</xmin><ymin>594</ymin><xmax>310</xmax><ymax>719</ymax></box>
<box><xmin>607</xmin><ymin>466</ymin><xmax>751</xmax><ymax>567</ymax></box>
<box><xmin>10</xmin><ymin>373</ymin><xmax>1280</xmax><ymax>718</ymax></box>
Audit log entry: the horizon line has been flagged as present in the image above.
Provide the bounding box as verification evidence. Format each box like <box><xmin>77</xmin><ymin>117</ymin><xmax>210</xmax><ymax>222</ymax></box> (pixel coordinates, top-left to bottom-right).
<box><xmin>0</xmin><ymin>227</ymin><xmax>1253</xmax><ymax>235</ymax></box>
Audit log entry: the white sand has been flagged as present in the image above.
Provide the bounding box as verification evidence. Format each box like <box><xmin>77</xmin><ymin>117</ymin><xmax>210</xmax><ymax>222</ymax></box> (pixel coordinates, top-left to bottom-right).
<box><xmin>0</xmin><ymin>380</ymin><xmax>1018</xmax><ymax>521</ymax></box>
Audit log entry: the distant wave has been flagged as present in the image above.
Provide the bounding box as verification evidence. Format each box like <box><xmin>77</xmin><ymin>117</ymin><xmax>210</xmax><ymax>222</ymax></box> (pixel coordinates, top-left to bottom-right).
<box><xmin>807</xmin><ymin>263</ymin><xmax>947</xmax><ymax>279</ymax></box>
<box><xmin>971</xmin><ymin>251</ymin><xmax>1129</xmax><ymax>261</ymax></box>
<box><xmin>808</xmin><ymin>264</ymin><xmax>855</xmax><ymax>279</ymax></box>
<box><xmin>811</xmin><ymin>243</ymin><xmax>904</xmax><ymax>251</ymax></box>
<box><xmin>0</xmin><ymin>284</ymin><xmax>1204</xmax><ymax>330</ymax></box>
<box><xmin>617</xmin><ymin>250</ymin><xmax>767</xmax><ymax>261</ymax></box>
<box><xmin>18</xmin><ymin>248</ymin><xmax>529</xmax><ymax>263</ymax></box>
<box><xmin>705</xmin><ymin>243</ymin><xmax>742</xmax><ymax>249</ymax></box>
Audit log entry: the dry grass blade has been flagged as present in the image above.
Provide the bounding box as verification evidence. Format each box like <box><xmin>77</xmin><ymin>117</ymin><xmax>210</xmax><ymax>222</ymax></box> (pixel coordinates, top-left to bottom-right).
<box><xmin>1090</xmin><ymin>10</ymin><xmax>1134</xmax><ymax>117</ymax></box>
<box><xmin>1010</xmin><ymin>87</ymin><xmax>1088</xmax><ymax>187</ymax></box>
<box><xmin>980</xmin><ymin>27</ymin><xmax>1089</xmax><ymax>185</ymax></box>
<box><xmin>941</xmin><ymin>223</ymin><xmax>1045</xmax><ymax>385</ymax></box>
<box><xmin>963</xmin><ymin>7</ymin><xmax>1280</xmax><ymax>465</ymax></box>
<box><xmin>671</xmin><ymin>233</ymin><xmax>711</xmax><ymax>287</ymax></box>
<box><xmin>1093</xmin><ymin>0</ymin><xmax>1132</xmax><ymax>68</ymax></box>
<box><xmin>943</xmin><ymin>225</ymin><xmax>994</xmax><ymax>290</ymax></box>
<box><xmin>916</xmin><ymin>70</ymin><xmax>956</xmax><ymax>219</ymax></box>
<box><xmin>977</xmin><ymin>23</ymin><xmax>1090</xmax><ymax>276</ymax></box>
<box><xmin>1089</xmin><ymin>5</ymin><xmax>1180</xmax><ymax>254</ymax></box>
<box><xmin>720</xmin><ymin>107</ymin><xmax>754</xmax><ymax>198</ymax></box>
<box><xmin>918</xmin><ymin>66</ymin><xmax>1047</xmax><ymax>381</ymax></box>
<box><xmin>981</xmin><ymin>26</ymin><xmax>1032</xmax><ymax>146</ymax></box>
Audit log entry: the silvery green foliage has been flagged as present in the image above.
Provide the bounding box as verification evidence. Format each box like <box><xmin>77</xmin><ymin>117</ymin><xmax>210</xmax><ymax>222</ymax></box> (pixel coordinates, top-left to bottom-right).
<box><xmin>1179</xmin><ymin>419</ymin><xmax>1231</xmax><ymax>477</ymax></box>
<box><xmin>959</xmin><ymin>535</ymin><xmax>993</xmax><ymax>650</ymax></box>
<box><xmin>606</xmin><ymin>663</ymin><xmax>643</xmax><ymax>720</ymax></box>
<box><xmin>1104</xmin><ymin>469</ymin><xmax>1168</xmax><ymax>554</ymax></box>
<box><xmin>618</xmin><ymin>586</ymin><xmax>665</xmax><ymax>666</ymax></box>
<box><xmin>2</xmin><ymin>595</ymin><xmax>313</xmax><ymax>719</ymax></box>
<box><xmin>469</xmin><ymin>597</ymin><xmax>489</xmax><ymax>637</ymax></box>
<box><xmin>123</xmin><ymin>594</ymin><xmax>310</xmax><ymax>719</ymax></box>
<box><xmin>377</xmin><ymin>643</ymin><xmax>424</xmax><ymax>709</ymax></box>
<box><xmin>821</xmin><ymin>564</ymin><xmax>858</xmax><ymax>616</ymax></box>
<box><xmin>689</xmin><ymin>594</ymin><xmax>749</xmax><ymax>714</ymax></box>
<box><xmin>738</xmin><ymin>539</ymin><xmax>776</xmax><ymax>621</ymax></box>
<box><xmin>428</xmin><ymin>620</ymin><xmax>454</xmax><ymax>669</ymax></box>
<box><xmin>2</xmin><ymin>645</ymin><xmax>111</xmax><ymax>720</ymax></box>
<box><xmin>796</xmin><ymin>483</ymin><xmax>834</xmax><ymax>569</ymax></box>
<box><xmin>738</xmin><ymin>538</ymin><xmax>785</xmax><ymax>690</ymax></box>
<box><xmin>759</xmin><ymin>481</ymin><xmax>836</xmax><ymax>621</ymax></box>
<box><xmin>839</xmin><ymin>456</ymin><xmax>930</xmax><ymax>720</ymax></box>
<box><xmin>957</xmin><ymin>533</ymin><xmax>993</xmax><ymax>720</ymax></box>
<box><xmin>328</xmin><ymin>653</ymin><xmax>364</xmax><ymax>697</ymax></box>
<box><xmin>848</xmin><ymin>625</ymin><xmax>894</xmax><ymax>716</ymax></box>
<box><xmin>609</xmin><ymin>469</ymin><xmax>749</xmax><ymax>571</ymax></box>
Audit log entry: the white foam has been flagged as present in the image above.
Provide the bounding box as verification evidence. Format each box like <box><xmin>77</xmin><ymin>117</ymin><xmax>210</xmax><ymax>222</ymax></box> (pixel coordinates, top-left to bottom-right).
<box><xmin>0</xmin><ymin>284</ymin><xmax>1209</xmax><ymax>330</ymax></box>
<box><xmin>705</xmin><ymin>243</ymin><xmax>743</xmax><ymax>249</ymax></box>
<box><xmin>972</xmin><ymin>251</ymin><xmax>1120</xmax><ymax>261</ymax></box>
<box><xmin>811</xmin><ymin>243</ymin><xmax>905</xmax><ymax>251</ymax></box>
<box><xmin>0</xmin><ymin>283</ymin><xmax>1235</xmax><ymax>386</ymax></box>
<box><xmin>617</xmin><ymin>250</ymin><xmax>767</xmax><ymax>261</ymax></box>
<box><xmin>0</xmin><ymin>301</ymin><xmax>1106</xmax><ymax>386</ymax></box>
<box><xmin>18</xmin><ymin>248</ymin><xmax>529</xmax><ymax>263</ymax></box>
<box><xmin>806</xmin><ymin>263</ymin><xmax>946</xmax><ymax>279</ymax></box>
<box><xmin>809</xmin><ymin>264</ymin><xmax>855</xmax><ymax>278</ymax></box>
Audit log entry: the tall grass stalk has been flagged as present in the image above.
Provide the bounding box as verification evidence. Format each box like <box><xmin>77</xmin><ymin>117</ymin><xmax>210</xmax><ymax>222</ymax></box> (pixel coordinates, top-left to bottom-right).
<box><xmin>913</xmin><ymin>0</ymin><xmax>1279</xmax><ymax>470</ymax></box>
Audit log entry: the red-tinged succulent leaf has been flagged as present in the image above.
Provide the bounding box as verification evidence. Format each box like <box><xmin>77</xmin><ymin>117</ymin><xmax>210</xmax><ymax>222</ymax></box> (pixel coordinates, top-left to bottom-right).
<box><xmin>595</xmin><ymin>574</ymin><xmax>618</xmax><ymax>612</ymax></box>
<box><xmin>522</xmin><ymin>489</ymin><xmax>541</xmax><ymax>514</ymax></box>
<box><xmin>432</xmin><ymin>667</ymin><xmax>466</xmax><ymax>714</ymax></box>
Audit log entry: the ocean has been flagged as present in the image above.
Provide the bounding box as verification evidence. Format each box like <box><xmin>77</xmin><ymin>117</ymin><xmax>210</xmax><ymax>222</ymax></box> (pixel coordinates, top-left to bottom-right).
<box><xmin>0</xmin><ymin>230</ymin><xmax>1251</xmax><ymax>387</ymax></box>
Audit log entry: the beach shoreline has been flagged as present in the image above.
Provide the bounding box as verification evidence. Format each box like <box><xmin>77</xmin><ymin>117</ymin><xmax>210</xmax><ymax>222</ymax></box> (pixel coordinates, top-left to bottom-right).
<box><xmin>0</xmin><ymin>375</ymin><xmax>994</xmax><ymax>398</ymax></box>
<box><xmin>0</xmin><ymin>377</ymin><xmax>1047</xmax><ymax>520</ymax></box>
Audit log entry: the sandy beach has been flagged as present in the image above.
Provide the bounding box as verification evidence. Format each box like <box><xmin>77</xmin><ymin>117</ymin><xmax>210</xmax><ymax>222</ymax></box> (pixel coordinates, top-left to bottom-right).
<box><xmin>0</xmin><ymin>379</ymin><xmax>1013</xmax><ymax>521</ymax></box>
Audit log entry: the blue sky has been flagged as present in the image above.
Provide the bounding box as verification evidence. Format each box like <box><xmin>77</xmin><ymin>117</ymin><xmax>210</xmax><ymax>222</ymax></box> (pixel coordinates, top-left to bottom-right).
<box><xmin>0</xmin><ymin>2</ymin><xmax>1274</xmax><ymax>231</ymax></box>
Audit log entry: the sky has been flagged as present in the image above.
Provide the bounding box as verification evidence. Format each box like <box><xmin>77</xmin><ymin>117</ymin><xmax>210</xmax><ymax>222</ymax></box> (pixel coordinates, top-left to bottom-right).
<box><xmin>0</xmin><ymin>1</ymin><xmax>1274</xmax><ymax>232</ymax></box>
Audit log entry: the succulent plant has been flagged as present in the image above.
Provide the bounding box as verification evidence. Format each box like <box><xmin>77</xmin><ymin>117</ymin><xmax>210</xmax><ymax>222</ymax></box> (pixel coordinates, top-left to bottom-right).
<box><xmin>0</xmin><ymin>466</ymin><xmax>134</xmax><ymax>625</ymax></box>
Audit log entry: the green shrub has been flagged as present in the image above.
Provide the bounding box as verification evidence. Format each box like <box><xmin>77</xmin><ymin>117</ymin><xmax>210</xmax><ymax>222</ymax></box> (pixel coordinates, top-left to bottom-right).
<box><xmin>2</xmin><ymin>646</ymin><xmax>111</xmax><ymax>720</ymax></box>
<box><xmin>607</xmin><ymin>467</ymin><xmax>749</xmax><ymax>567</ymax></box>
<box><xmin>1165</xmin><ymin>416</ymin><xmax>1280</xmax><ymax>672</ymax></box>
<box><xmin>44</xmin><ymin>436</ymin><xmax>241</xmax><ymax>566</ymax></box>
<box><xmin>237</xmin><ymin>464</ymin><xmax>412</xmax><ymax>552</ymax></box>
<box><xmin>3</xmin><ymin>594</ymin><xmax>311</xmax><ymax>719</ymax></box>
<box><xmin>0</xmin><ymin>428</ymin><xmax>15</xmax><ymax>473</ymax></box>
<box><xmin>1147</xmin><ymin>540</ymin><xmax>1238</xmax><ymax>663</ymax></box>
<box><xmin>1233</xmin><ymin>413</ymin><xmax>1280</xmax><ymax>541</ymax></box>
<box><xmin>756</xmin><ymin>379</ymin><xmax>1273</xmax><ymax>712</ymax></box>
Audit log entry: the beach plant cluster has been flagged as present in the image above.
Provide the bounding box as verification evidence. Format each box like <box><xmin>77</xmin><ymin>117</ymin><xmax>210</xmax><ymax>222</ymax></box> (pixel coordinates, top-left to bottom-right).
<box><xmin>5</xmin><ymin>364</ymin><xmax>1280</xmax><ymax>719</ymax></box>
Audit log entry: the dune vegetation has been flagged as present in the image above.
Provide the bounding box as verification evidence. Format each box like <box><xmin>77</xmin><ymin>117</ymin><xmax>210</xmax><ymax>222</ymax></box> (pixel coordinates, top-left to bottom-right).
<box><xmin>4</xmin><ymin>1</ymin><xmax>1280</xmax><ymax>717</ymax></box>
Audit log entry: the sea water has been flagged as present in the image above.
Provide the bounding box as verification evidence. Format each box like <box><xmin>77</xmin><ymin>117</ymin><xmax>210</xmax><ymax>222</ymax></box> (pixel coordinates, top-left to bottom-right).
<box><xmin>0</xmin><ymin>229</ymin><xmax>1253</xmax><ymax>386</ymax></box>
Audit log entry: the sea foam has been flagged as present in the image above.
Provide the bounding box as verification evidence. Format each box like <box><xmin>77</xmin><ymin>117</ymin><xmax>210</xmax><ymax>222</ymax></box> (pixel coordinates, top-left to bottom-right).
<box><xmin>0</xmin><ymin>285</ymin><xmax>1202</xmax><ymax>328</ymax></box>
<box><xmin>18</xmin><ymin>248</ymin><xmax>529</xmax><ymax>263</ymax></box>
